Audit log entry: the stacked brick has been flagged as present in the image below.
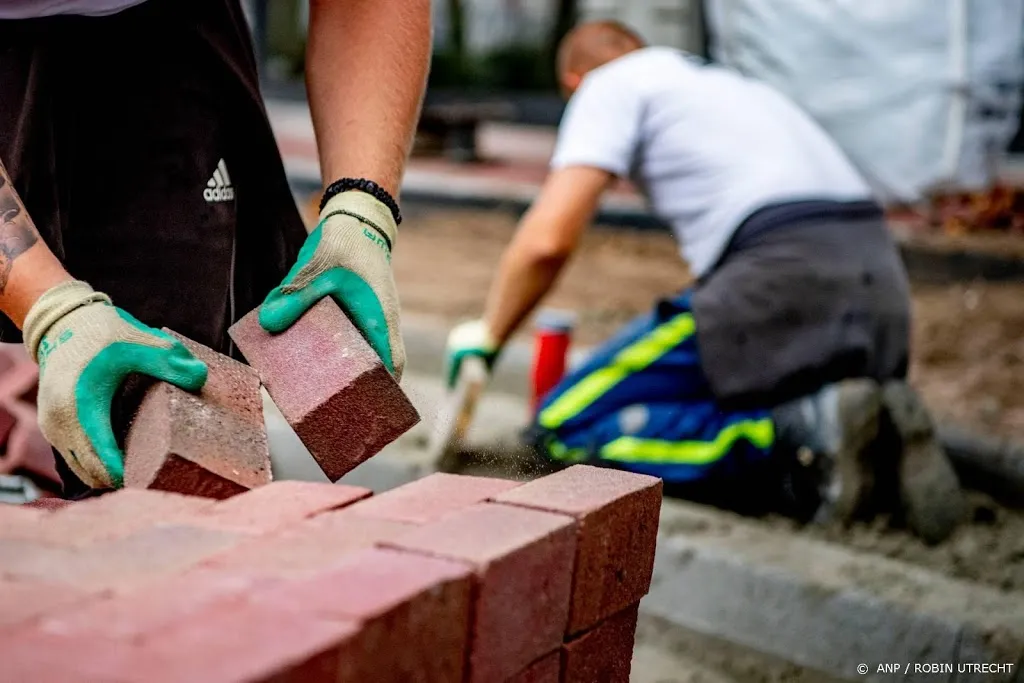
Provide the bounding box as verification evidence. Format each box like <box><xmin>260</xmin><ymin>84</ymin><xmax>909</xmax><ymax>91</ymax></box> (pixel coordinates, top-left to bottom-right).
<box><xmin>0</xmin><ymin>465</ymin><xmax>662</xmax><ymax>682</ymax></box>
<box><xmin>0</xmin><ymin>344</ymin><xmax>57</xmax><ymax>487</ymax></box>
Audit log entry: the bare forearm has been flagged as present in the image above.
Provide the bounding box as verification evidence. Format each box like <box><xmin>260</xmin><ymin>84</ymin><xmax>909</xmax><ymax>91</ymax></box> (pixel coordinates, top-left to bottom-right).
<box><xmin>0</xmin><ymin>159</ymin><xmax>71</xmax><ymax>328</ymax></box>
<box><xmin>306</xmin><ymin>0</ymin><xmax>431</xmax><ymax>198</ymax></box>
<box><xmin>483</xmin><ymin>242</ymin><xmax>569</xmax><ymax>346</ymax></box>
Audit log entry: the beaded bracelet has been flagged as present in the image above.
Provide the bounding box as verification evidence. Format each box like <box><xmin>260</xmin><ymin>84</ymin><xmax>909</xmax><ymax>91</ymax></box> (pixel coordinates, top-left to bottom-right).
<box><xmin>319</xmin><ymin>177</ymin><xmax>402</xmax><ymax>225</ymax></box>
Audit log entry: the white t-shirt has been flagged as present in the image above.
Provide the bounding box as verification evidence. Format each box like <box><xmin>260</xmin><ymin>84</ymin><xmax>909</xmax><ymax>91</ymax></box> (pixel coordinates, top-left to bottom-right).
<box><xmin>0</xmin><ymin>0</ymin><xmax>146</xmax><ymax>18</ymax></box>
<box><xmin>550</xmin><ymin>47</ymin><xmax>872</xmax><ymax>277</ymax></box>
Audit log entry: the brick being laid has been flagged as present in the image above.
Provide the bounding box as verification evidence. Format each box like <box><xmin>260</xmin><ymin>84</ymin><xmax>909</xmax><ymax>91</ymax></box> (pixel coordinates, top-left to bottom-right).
<box><xmin>229</xmin><ymin>297</ymin><xmax>419</xmax><ymax>482</ymax></box>
<box><xmin>124</xmin><ymin>331</ymin><xmax>271</xmax><ymax>499</ymax></box>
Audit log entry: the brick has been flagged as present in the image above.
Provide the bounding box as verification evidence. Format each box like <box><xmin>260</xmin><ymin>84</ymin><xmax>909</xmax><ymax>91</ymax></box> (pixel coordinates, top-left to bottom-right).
<box><xmin>229</xmin><ymin>298</ymin><xmax>420</xmax><ymax>481</ymax></box>
<box><xmin>4</xmin><ymin>489</ymin><xmax>214</xmax><ymax>546</ymax></box>
<box><xmin>130</xmin><ymin>602</ymin><xmax>359</xmax><ymax>683</ymax></box>
<box><xmin>0</xmin><ymin>503</ymin><xmax>43</xmax><ymax>537</ymax></box>
<box><xmin>0</xmin><ymin>360</ymin><xmax>38</xmax><ymax>403</ymax></box>
<box><xmin>124</xmin><ymin>331</ymin><xmax>271</xmax><ymax>499</ymax></box>
<box><xmin>1</xmin><ymin>525</ymin><xmax>241</xmax><ymax>591</ymax></box>
<box><xmin>385</xmin><ymin>502</ymin><xmax>576</xmax><ymax>683</ymax></box>
<box><xmin>0</xmin><ymin>538</ymin><xmax>81</xmax><ymax>583</ymax></box>
<box><xmin>36</xmin><ymin>568</ymin><xmax>262</xmax><ymax>641</ymax></box>
<box><xmin>0</xmin><ymin>629</ymin><xmax>137</xmax><ymax>683</ymax></box>
<box><xmin>0</xmin><ymin>401</ymin><xmax>16</xmax><ymax>445</ymax></box>
<box><xmin>3</xmin><ymin>400</ymin><xmax>59</xmax><ymax>482</ymax></box>
<box><xmin>23</xmin><ymin>497</ymin><xmax>74</xmax><ymax>512</ymax></box>
<box><xmin>493</xmin><ymin>465</ymin><xmax>662</xmax><ymax>634</ymax></box>
<box><xmin>206</xmin><ymin>509</ymin><xmax>414</xmax><ymax>576</ymax></box>
<box><xmin>194</xmin><ymin>480</ymin><xmax>370</xmax><ymax>534</ymax></box>
<box><xmin>507</xmin><ymin>651</ymin><xmax>560</xmax><ymax>683</ymax></box>
<box><xmin>78</xmin><ymin>525</ymin><xmax>242</xmax><ymax>591</ymax></box>
<box><xmin>561</xmin><ymin>605</ymin><xmax>639</xmax><ymax>683</ymax></box>
<box><xmin>349</xmin><ymin>472</ymin><xmax>521</xmax><ymax>524</ymax></box>
<box><xmin>0</xmin><ymin>579</ymin><xmax>94</xmax><ymax>630</ymax></box>
<box><xmin>254</xmin><ymin>547</ymin><xmax>472</xmax><ymax>682</ymax></box>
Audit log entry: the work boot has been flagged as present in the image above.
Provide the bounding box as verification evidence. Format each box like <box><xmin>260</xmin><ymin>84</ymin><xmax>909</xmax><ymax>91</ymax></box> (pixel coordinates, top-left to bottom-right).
<box><xmin>772</xmin><ymin>379</ymin><xmax>882</xmax><ymax>524</ymax></box>
<box><xmin>881</xmin><ymin>381</ymin><xmax>964</xmax><ymax>544</ymax></box>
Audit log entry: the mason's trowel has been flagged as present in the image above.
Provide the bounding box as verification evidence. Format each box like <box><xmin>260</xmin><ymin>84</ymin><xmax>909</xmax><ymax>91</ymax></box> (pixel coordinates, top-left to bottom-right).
<box><xmin>426</xmin><ymin>356</ymin><xmax>489</xmax><ymax>472</ymax></box>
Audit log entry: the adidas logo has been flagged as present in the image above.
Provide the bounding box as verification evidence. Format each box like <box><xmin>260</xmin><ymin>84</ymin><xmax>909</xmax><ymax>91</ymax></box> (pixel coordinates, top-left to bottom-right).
<box><xmin>204</xmin><ymin>158</ymin><xmax>235</xmax><ymax>203</ymax></box>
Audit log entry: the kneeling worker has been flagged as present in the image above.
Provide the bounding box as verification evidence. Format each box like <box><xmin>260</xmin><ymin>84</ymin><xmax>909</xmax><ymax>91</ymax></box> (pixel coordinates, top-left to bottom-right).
<box><xmin>444</xmin><ymin>21</ymin><xmax>964</xmax><ymax>542</ymax></box>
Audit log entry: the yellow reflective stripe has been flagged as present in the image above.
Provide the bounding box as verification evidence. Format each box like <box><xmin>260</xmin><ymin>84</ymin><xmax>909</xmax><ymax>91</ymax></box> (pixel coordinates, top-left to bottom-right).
<box><xmin>600</xmin><ymin>417</ymin><xmax>774</xmax><ymax>466</ymax></box>
<box><xmin>538</xmin><ymin>313</ymin><xmax>696</xmax><ymax>430</ymax></box>
<box><xmin>547</xmin><ymin>439</ymin><xmax>588</xmax><ymax>464</ymax></box>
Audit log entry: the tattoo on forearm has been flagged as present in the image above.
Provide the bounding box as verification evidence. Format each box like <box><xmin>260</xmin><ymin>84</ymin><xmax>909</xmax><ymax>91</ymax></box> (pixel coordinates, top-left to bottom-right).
<box><xmin>0</xmin><ymin>162</ymin><xmax>40</xmax><ymax>293</ymax></box>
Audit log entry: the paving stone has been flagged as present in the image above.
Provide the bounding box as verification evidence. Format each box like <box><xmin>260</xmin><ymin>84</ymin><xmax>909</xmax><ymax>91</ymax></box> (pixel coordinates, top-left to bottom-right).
<box><xmin>494</xmin><ymin>465</ymin><xmax>662</xmax><ymax>634</ymax></box>
<box><xmin>505</xmin><ymin>650</ymin><xmax>561</xmax><ymax>683</ymax></box>
<box><xmin>193</xmin><ymin>480</ymin><xmax>370</xmax><ymax>534</ymax></box>
<box><xmin>124</xmin><ymin>331</ymin><xmax>271</xmax><ymax>499</ymax></box>
<box><xmin>36</xmin><ymin>568</ymin><xmax>262</xmax><ymax>641</ymax></box>
<box><xmin>253</xmin><ymin>547</ymin><xmax>472</xmax><ymax>682</ymax></box>
<box><xmin>385</xmin><ymin>502</ymin><xmax>576</xmax><ymax>683</ymax></box>
<box><xmin>349</xmin><ymin>472</ymin><xmax>520</xmax><ymax>524</ymax></box>
<box><xmin>205</xmin><ymin>509</ymin><xmax>414</xmax><ymax>576</ymax></box>
<box><xmin>562</xmin><ymin>605</ymin><xmax>639</xmax><ymax>683</ymax></box>
<box><xmin>229</xmin><ymin>297</ymin><xmax>419</xmax><ymax>481</ymax></box>
<box><xmin>3</xmin><ymin>489</ymin><xmax>214</xmax><ymax>546</ymax></box>
<box><xmin>0</xmin><ymin>578</ymin><xmax>95</xmax><ymax>631</ymax></box>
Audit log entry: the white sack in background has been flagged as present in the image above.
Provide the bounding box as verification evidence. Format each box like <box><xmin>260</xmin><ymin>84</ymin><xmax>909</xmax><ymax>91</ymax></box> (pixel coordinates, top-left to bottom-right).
<box><xmin>705</xmin><ymin>0</ymin><xmax>1024</xmax><ymax>203</ymax></box>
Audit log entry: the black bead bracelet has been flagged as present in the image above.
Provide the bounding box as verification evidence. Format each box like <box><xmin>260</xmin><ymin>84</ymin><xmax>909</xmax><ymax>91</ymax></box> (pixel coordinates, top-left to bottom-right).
<box><xmin>319</xmin><ymin>177</ymin><xmax>402</xmax><ymax>225</ymax></box>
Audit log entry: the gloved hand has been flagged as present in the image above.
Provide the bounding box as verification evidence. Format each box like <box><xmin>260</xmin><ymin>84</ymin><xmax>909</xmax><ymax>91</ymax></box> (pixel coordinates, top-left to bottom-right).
<box><xmin>24</xmin><ymin>280</ymin><xmax>208</xmax><ymax>489</ymax></box>
<box><xmin>444</xmin><ymin>319</ymin><xmax>500</xmax><ymax>388</ymax></box>
<box><xmin>259</xmin><ymin>191</ymin><xmax>404</xmax><ymax>378</ymax></box>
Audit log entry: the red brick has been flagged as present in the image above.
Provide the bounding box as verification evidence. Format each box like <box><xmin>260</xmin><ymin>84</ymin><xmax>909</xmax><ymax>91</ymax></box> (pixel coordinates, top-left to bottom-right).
<box><xmin>117</xmin><ymin>603</ymin><xmax>358</xmax><ymax>683</ymax></box>
<box><xmin>205</xmin><ymin>508</ymin><xmax>414</xmax><ymax>576</ymax></box>
<box><xmin>561</xmin><ymin>605</ymin><xmax>639</xmax><ymax>683</ymax></box>
<box><xmin>3</xmin><ymin>400</ymin><xmax>59</xmax><ymax>482</ymax></box>
<box><xmin>229</xmin><ymin>298</ymin><xmax>420</xmax><ymax>481</ymax></box>
<box><xmin>0</xmin><ymin>538</ymin><xmax>81</xmax><ymax>584</ymax></box>
<box><xmin>4</xmin><ymin>489</ymin><xmax>214</xmax><ymax>546</ymax></box>
<box><xmin>1</xmin><ymin>525</ymin><xmax>241</xmax><ymax>591</ymax></box>
<box><xmin>193</xmin><ymin>480</ymin><xmax>371</xmax><ymax>534</ymax></box>
<box><xmin>253</xmin><ymin>547</ymin><xmax>472</xmax><ymax>682</ymax></box>
<box><xmin>23</xmin><ymin>497</ymin><xmax>74</xmax><ymax>512</ymax></box>
<box><xmin>507</xmin><ymin>651</ymin><xmax>561</xmax><ymax>683</ymax></box>
<box><xmin>36</xmin><ymin>568</ymin><xmax>262</xmax><ymax>641</ymax></box>
<box><xmin>0</xmin><ymin>401</ymin><xmax>16</xmax><ymax>445</ymax></box>
<box><xmin>384</xmin><ymin>502</ymin><xmax>576</xmax><ymax>683</ymax></box>
<box><xmin>0</xmin><ymin>629</ymin><xmax>137</xmax><ymax>683</ymax></box>
<box><xmin>124</xmin><ymin>332</ymin><xmax>271</xmax><ymax>499</ymax></box>
<box><xmin>0</xmin><ymin>360</ymin><xmax>38</xmax><ymax>403</ymax></box>
<box><xmin>0</xmin><ymin>503</ymin><xmax>44</xmax><ymax>538</ymax></box>
<box><xmin>493</xmin><ymin>465</ymin><xmax>662</xmax><ymax>634</ymax></box>
<box><xmin>349</xmin><ymin>472</ymin><xmax>521</xmax><ymax>524</ymax></box>
<box><xmin>0</xmin><ymin>578</ymin><xmax>94</xmax><ymax>630</ymax></box>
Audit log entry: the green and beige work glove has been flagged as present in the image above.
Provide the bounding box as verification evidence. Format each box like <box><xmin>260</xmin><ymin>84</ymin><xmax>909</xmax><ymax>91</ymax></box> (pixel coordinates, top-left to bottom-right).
<box><xmin>259</xmin><ymin>190</ymin><xmax>405</xmax><ymax>378</ymax></box>
<box><xmin>444</xmin><ymin>319</ymin><xmax>500</xmax><ymax>389</ymax></box>
<box><xmin>24</xmin><ymin>280</ymin><xmax>208</xmax><ymax>489</ymax></box>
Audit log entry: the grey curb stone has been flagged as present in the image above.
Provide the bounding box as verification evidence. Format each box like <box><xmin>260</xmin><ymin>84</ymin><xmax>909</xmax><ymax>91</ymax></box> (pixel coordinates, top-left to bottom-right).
<box><xmin>643</xmin><ymin>503</ymin><xmax>1024</xmax><ymax>683</ymax></box>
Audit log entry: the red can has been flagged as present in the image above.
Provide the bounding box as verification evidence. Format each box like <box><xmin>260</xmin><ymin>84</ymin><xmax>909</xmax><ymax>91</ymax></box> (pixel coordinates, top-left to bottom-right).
<box><xmin>530</xmin><ymin>310</ymin><xmax>576</xmax><ymax>416</ymax></box>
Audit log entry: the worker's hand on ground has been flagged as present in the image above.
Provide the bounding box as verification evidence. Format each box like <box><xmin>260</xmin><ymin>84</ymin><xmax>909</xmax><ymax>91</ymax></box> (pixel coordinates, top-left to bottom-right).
<box><xmin>259</xmin><ymin>190</ymin><xmax>404</xmax><ymax>379</ymax></box>
<box><xmin>444</xmin><ymin>319</ymin><xmax>500</xmax><ymax>388</ymax></box>
<box><xmin>24</xmin><ymin>281</ymin><xmax>208</xmax><ymax>489</ymax></box>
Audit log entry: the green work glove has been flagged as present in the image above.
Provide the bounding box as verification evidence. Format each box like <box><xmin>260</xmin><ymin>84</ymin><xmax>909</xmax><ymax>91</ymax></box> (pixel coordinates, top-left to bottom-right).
<box><xmin>444</xmin><ymin>319</ymin><xmax>499</xmax><ymax>389</ymax></box>
<box><xmin>259</xmin><ymin>191</ymin><xmax>404</xmax><ymax>378</ymax></box>
<box><xmin>24</xmin><ymin>280</ymin><xmax>208</xmax><ymax>489</ymax></box>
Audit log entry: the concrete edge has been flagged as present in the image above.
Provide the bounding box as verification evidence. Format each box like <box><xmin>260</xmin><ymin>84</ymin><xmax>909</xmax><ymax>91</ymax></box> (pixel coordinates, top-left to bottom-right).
<box><xmin>644</xmin><ymin>502</ymin><xmax>1024</xmax><ymax>683</ymax></box>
